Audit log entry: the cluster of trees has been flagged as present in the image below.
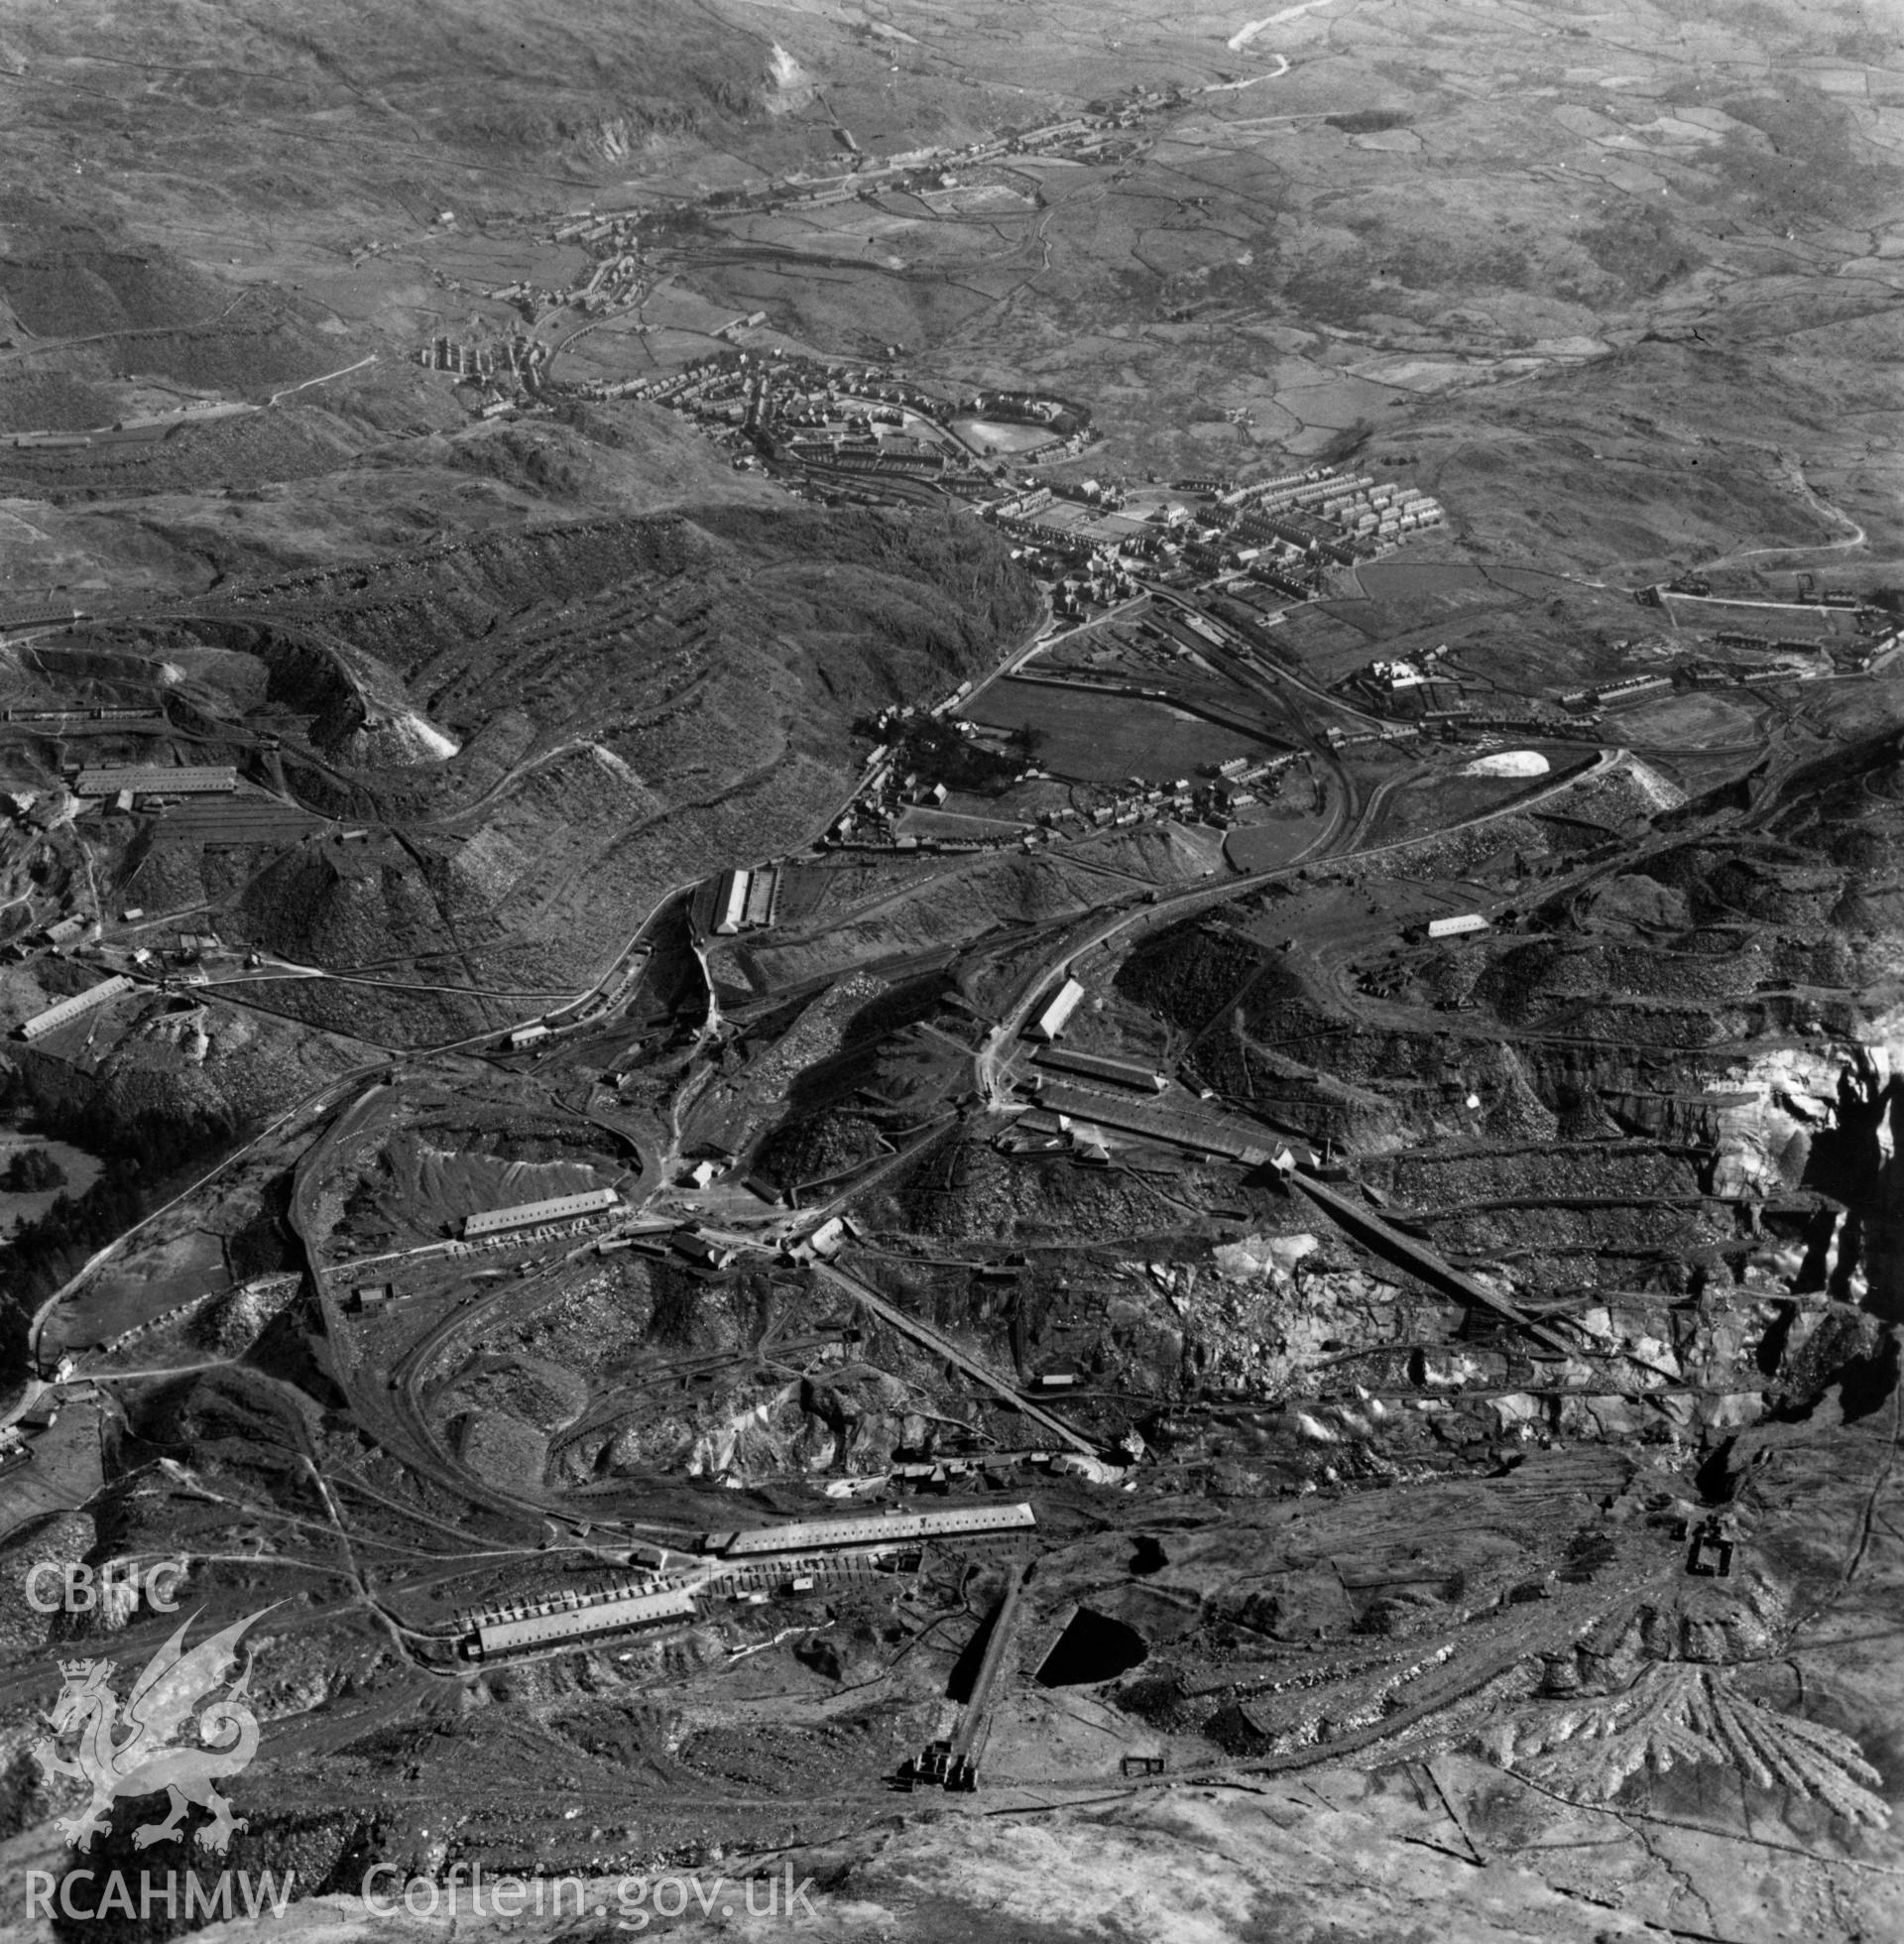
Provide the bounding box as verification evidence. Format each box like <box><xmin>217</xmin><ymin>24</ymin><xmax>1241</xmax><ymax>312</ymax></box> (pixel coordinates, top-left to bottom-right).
<box><xmin>2</xmin><ymin>1147</ymin><xmax>64</xmax><ymax>1192</ymax></box>
<box><xmin>5</xmin><ymin>1159</ymin><xmax>147</xmax><ymax>1297</ymax></box>
<box><xmin>0</xmin><ymin>1066</ymin><xmax>243</xmax><ymax>1313</ymax></box>
<box><xmin>880</xmin><ymin>716</ymin><xmax>1044</xmax><ymax>795</ymax></box>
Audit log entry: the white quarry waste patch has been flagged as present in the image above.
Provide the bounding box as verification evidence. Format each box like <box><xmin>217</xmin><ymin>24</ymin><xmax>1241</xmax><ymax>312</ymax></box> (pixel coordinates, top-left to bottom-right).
<box><xmin>1229</xmin><ymin>0</ymin><xmax>1342</xmax><ymax>54</ymax></box>
<box><xmin>1050</xmin><ymin>1452</ymin><xmax>1131</xmax><ymax>1483</ymax></box>
<box><xmin>823</xmin><ymin>1473</ymin><xmax>890</xmax><ymax>1500</ymax></box>
<box><xmin>686</xmin><ymin>1382</ymin><xmax>803</xmax><ymax>1479</ymax></box>
<box><xmin>1706</xmin><ymin>1044</ymin><xmax>1847</xmax><ymax>1197</ymax></box>
<box><xmin>687</xmin><ymin>1401</ymin><xmax>774</xmax><ymax>1479</ymax></box>
<box><xmin>1863</xmin><ymin>996</ymin><xmax>1904</xmax><ymax>1078</ymax></box>
<box><xmin>1213</xmin><ymin>1231</ymin><xmax>1320</xmax><ymax>1279</ymax></box>
<box><xmin>591</xmin><ymin>742</ymin><xmax>640</xmax><ymax>787</ymax></box>
<box><xmin>359</xmin><ymin>706</ymin><xmax>462</xmax><ymax>763</ymax></box>
<box><xmin>1461</xmin><ymin>749</ymin><xmax>1550</xmax><ymax>779</ymax></box>
<box><xmin>765</xmin><ymin>42</ymin><xmax>816</xmax><ymax>113</ymax></box>
<box><xmin>1617</xmin><ymin>750</ymin><xmax>1688</xmax><ymax>810</ymax></box>
<box><xmin>399</xmin><ymin>710</ymin><xmax>461</xmax><ymax>759</ymax></box>
<box><xmin>1204</xmin><ymin>57</ymin><xmax>1290</xmax><ymax>92</ymax></box>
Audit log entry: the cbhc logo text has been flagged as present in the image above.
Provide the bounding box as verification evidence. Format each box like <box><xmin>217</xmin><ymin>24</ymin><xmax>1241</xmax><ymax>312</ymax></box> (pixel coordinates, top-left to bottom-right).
<box><xmin>26</xmin><ymin>1561</ymin><xmax>186</xmax><ymax>1614</ymax></box>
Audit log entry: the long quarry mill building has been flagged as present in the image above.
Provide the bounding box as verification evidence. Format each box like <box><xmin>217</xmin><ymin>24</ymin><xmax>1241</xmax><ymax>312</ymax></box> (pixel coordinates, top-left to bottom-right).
<box><xmin>463</xmin><ymin>1584</ymin><xmax>698</xmax><ymax>1659</ymax></box>
<box><xmin>1031</xmin><ymin>1044</ymin><xmax>1166</xmax><ymax>1092</ymax></box>
<box><xmin>700</xmin><ymin>1503</ymin><xmax>1038</xmax><ymax>1557</ymax></box>
<box><xmin>18</xmin><ymin>974</ymin><xmax>136</xmax><ymax>1040</ymax></box>
<box><xmin>73</xmin><ymin>765</ymin><xmax>237</xmax><ymax>796</ymax></box>
<box><xmin>461</xmin><ymin>1186</ymin><xmax>622</xmax><ymax>1239</ymax></box>
<box><xmin>460</xmin><ymin>1505</ymin><xmax>1040</xmax><ymax>1657</ymax></box>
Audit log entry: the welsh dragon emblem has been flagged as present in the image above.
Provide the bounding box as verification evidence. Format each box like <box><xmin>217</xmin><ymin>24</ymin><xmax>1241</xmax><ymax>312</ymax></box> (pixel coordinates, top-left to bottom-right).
<box><xmin>30</xmin><ymin>1608</ymin><xmax>273</xmax><ymax>1854</ymax></box>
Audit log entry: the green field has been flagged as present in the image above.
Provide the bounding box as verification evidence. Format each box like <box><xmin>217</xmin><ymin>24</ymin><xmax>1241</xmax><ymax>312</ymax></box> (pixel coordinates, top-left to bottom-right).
<box><xmin>1618</xmin><ymin>689</ymin><xmax>1767</xmax><ymax>748</ymax></box>
<box><xmin>1224</xmin><ymin>813</ymin><xmax>1326</xmax><ymax>873</ymax></box>
<box><xmin>968</xmin><ymin>679</ymin><xmax>1273</xmax><ymax>782</ymax></box>
<box><xmin>950</xmin><ymin>416</ymin><xmax>1059</xmax><ymax>455</ymax></box>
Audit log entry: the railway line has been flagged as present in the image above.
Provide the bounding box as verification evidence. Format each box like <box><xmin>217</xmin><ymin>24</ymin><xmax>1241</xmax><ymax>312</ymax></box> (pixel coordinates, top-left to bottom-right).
<box><xmin>811</xmin><ymin>1263</ymin><xmax>1098</xmax><ymax>1455</ymax></box>
<box><xmin>972</xmin><ymin>745</ymin><xmax>1624</xmax><ymax>1105</ymax></box>
<box><xmin>0</xmin><ymin>43</ymin><xmax>1893</xmax><ymax>1910</ymax></box>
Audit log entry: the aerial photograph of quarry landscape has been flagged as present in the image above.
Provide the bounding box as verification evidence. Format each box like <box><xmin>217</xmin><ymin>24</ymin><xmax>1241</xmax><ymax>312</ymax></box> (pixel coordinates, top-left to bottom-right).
<box><xmin>2</xmin><ymin>0</ymin><xmax>1904</xmax><ymax>1937</ymax></box>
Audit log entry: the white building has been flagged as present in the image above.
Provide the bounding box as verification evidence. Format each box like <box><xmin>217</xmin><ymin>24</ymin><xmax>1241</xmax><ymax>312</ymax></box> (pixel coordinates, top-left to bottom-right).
<box><xmin>1427</xmin><ymin>913</ymin><xmax>1490</xmax><ymax>940</ymax></box>
<box><xmin>1030</xmin><ymin>976</ymin><xmax>1086</xmax><ymax>1041</ymax></box>
<box><xmin>713</xmin><ymin>869</ymin><xmax>750</xmax><ymax>935</ymax></box>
